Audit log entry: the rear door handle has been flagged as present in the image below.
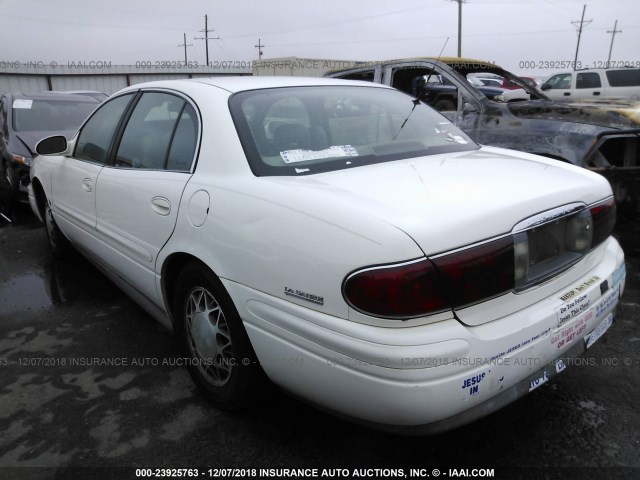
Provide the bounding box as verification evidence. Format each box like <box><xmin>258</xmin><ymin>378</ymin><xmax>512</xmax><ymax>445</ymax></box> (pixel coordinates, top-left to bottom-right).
<box><xmin>563</xmin><ymin>92</ymin><xmax>570</xmax><ymax>96</ymax></box>
<box><xmin>593</xmin><ymin>91</ymin><xmax>601</xmax><ymax>96</ymax></box>
<box><xmin>82</xmin><ymin>178</ymin><xmax>93</xmax><ymax>192</ymax></box>
<box><xmin>151</xmin><ymin>196</ymin><xmax>171</xmax><ymax>216</ymax></box>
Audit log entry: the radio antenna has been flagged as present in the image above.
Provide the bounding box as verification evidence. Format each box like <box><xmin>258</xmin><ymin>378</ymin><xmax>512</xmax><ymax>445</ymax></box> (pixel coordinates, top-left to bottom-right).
<box><xmin>394</xmin><ymin>37</ymin><xmax>451</xmax><ymax>141</ymax></box>
<box><xmin>425</xmin><ymin>36</ymin><xmax>449</xmax><ymax>85</ymax></box>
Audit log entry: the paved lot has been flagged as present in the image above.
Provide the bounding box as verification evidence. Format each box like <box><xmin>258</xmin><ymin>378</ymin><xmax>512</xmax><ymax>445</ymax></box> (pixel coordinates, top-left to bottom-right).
<box><xmin>1</xmin><ymin>205</ymin><xmax>639</xmax><ymax>480</ymax></box>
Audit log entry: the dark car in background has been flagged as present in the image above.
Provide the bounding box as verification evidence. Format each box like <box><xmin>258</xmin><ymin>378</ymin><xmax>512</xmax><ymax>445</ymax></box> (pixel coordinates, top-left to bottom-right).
<box><xmin>1</xmin><ymin>92</ymin><xmax>100</xmax><ymax>202</ymax></box>
<box><xmin>412</xmin><ymin>74</ymin><xmax>506</xmax><ymax>111</ymax></box>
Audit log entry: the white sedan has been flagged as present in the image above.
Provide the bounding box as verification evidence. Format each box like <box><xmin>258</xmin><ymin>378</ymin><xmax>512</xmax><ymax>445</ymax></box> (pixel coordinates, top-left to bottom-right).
<box><xmin>29</xmin><ymin>77</ymin><xmax>625</xmax><ymax>433</ymax></box>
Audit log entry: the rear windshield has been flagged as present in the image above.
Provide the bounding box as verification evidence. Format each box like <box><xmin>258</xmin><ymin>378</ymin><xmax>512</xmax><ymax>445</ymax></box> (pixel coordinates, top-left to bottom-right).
<box><xmin>606</xmin><ymin>69</ymin><xmax>640</xmax><ymax>87</ymax></box>
<box><xmin>12</xmin><ymin>98</ymin><xmax>97</xmax><ymax>132</ymax></box>
<box><xmin>229</xmin><ymin>86</ymin><xmax>478</xmax><ymax>176</ymax></box>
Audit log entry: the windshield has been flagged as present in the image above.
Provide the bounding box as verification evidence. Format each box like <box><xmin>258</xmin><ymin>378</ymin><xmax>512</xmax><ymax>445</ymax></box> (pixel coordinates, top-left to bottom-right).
<box><xmin>229</xmin><ymin>86</ymin><xmax>478</xmax><ymax>176</ymax></box>
<box><xmin>447</xmin><ymin>63</ymin><xmax>546</xmax><ymax>100</ymax></box>
<box><xmin>12</xmin><ymin>98</ymin><xmax>97</xmax><ymax>132</ymax></box>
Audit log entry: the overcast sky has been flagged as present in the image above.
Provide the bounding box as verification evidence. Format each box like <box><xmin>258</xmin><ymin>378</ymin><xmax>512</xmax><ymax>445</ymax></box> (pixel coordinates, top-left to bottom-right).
<box><xmin>2</xmin><ymin>0</ymin><xmax>638</xmax><ymax>76</ymax></box>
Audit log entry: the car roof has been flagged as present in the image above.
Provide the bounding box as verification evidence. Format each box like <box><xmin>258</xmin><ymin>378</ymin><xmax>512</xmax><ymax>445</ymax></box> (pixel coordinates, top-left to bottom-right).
<box><xmin>326</xmin><ymin>57</ymin><xmax>504</xmax><ymax>75</ymax></box>
<box><xmin>399</xmin><ymin>56</ymin><xmax>497</xmax><ymax>65</ymax></box>
<box><xmin>118</xmin><ymin>76</ymin><xmax>390</xmax><ymax>95</ymax></box>
<box><xmin>4</xmin><ymin>91</ymin><xmax>100</xmax><ymax>103</ymax></box>
<box><xmin>51</xmin><ymin>90</ymin><xmax>108</xmax><ymax>96</ymax></box>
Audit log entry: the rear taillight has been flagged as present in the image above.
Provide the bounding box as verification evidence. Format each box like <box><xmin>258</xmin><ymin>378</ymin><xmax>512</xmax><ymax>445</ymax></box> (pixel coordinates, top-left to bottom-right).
<box><xmin>343</xmin><ymin>237</ymin><xmax>514</xmax><ymax>319</ymax></box>
<box><xmin>565</xmin><ymin>209</ymin><xmax>593</xmax><ymax>252</ymax></box>
<box><xmin>590</xmin><ymin>197</ymin><xmax>616</xmax><ymax>248</ymax></box>
<box><xmin>431</xmin><ymin>236</ymin><xmax>515</xmax><ymax>308</ymax></box>
<box><xmin>343</xmin><ymin>198</ymin><xmax>616</xmax><ymax>320</ymax></box>
<box><xmin>343</xmin><ymin>259</ymin><xmax>449</xmax><ymax>318</ymax></box>
<box><xmin>514</xmin><ymin>197</ymin><xmax>616</xmax><ymax>290</ymax></box>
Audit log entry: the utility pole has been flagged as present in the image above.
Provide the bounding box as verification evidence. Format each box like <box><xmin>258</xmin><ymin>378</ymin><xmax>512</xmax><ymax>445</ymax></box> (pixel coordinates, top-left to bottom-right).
<box><xmin>606</xmin><ymin>20</ymin><xmax>622</xmax><ymax>68</ymax></box>
<box><xmin>448</xmin><ymin>0</ymin><xmax>464</xmax><ymax>57</ymax></box>
<box><xmin>254</xmin><ymin>39</ymin><xmax>265</xmax><ymax>59</ymax></box>
<box><xmin>194</xmin><ymin>14</ymin><xmax>219</xmax><ymax>67</ymax></box>
<box><xmin>178</xmin><ymin>33</ymin><xmax>193</xmax><ymax>64</ymax></box>
<box><xmin>571</xmin><ymin>4</ymin><xmax>592</xmax><ymax>71</ymax></box>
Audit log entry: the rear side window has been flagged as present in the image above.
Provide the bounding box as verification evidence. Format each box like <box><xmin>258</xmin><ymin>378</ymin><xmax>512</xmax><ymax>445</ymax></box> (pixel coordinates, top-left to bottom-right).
<box><xmin>76</xmin><ymin>94</ymin><xmax>134</xmax><ymax>164</ymax></box>
<box><xmin>115</xmin><ymin>92</ymin><xmax>197</xmax><ymax>171</ymax></box>
<box><xmin>606</xmin><ymin>69</ymin><xmax>640</xmax><ymax>87</ymax></box>
<box><xmin>166</xmin><ymin>104</ymin><xmax>198</xmax><ymax>172</ymax></box>
<box><xmin>576</xmin><ymin>72</ymin><xmax>602</xmax><ymax>89</ymax></box>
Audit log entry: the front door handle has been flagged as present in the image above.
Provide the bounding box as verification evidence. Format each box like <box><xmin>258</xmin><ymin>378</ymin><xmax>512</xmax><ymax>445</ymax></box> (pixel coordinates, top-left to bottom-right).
<box><xmin>151</xmin><ymin>196</ymin><xmax>171</xmax><ymax>216</ymax></box>
<box><xmin>563</xmin><ymin>92</ymin><xmax>570</xmax><ymax>96</ymax></box>
<box><xmin>593</xmin><ymin>91</ymin><xmax>601</xmax><ymax>96</ymax></box>
<box><xmin>82</xmin><ymin>178</ymin><xmax>93</xmax><ymax>192</ymax></box>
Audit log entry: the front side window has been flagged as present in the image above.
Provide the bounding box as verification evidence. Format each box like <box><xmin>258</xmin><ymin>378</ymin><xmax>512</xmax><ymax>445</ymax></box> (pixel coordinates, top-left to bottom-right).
<box><xmin>76</xmin><ymin>94</ymin><xmax>134</xmax><ymax>164</ymax></box>
<box><xmin>230</xmin><ymin>86</ymin><xmax>478</xmax><ymax>176</ymax></box>
<box><xmin>545</xmin><ymin>73</ymin><xmax>572</xmax><ymax>89</ymax></box>
<box><xmin>391</xmin><ymin>67</ymin><xmax>459</xmax><ymax>112</ymax></box>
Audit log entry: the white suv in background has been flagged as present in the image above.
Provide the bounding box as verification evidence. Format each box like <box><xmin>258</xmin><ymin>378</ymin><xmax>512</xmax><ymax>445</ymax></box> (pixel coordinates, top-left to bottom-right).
<box><xmin>540</xmin><ymin>68</ymin><xmax>640</xmax><ymax>101</ymax></box>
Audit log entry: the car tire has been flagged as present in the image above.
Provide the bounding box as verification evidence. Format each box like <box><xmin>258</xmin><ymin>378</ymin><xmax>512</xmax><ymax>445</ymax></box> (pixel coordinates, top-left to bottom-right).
<box><xmin>44</xmin><ymin>201</ymin><xmax>74</xmax><ymax>258</ymax></box>
<box><xmin>173</xmin><ymin>263</ymin><xmax>267</xmax><ymax>411</ymax></box>
<box><xmin>433</xmin><ymin>98</ymin><xmax>456</xmax><ymax>112</ymax></box>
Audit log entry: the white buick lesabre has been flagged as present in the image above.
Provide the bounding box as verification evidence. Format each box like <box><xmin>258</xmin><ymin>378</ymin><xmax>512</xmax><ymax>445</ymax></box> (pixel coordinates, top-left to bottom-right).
<box><xmin>29</xmin><ymin>77</ymin><xmax>625</xmax><ymax>433</ymax></box>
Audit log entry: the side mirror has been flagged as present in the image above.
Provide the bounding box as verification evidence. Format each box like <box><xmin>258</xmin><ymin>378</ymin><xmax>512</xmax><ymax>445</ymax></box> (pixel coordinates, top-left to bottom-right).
<box><xmin>540</xmin><ymin>83</ymin><xmax>551</xmax><ymax>91</ymax></box>
<box><xmin>36</xmin><ymin>135</ymin><xmax>67</xmax><ymax>155</ymax></box>
<box><xmin>462</xmin><ymin>102</ymin><xmax>477</xmax><ymax>114</ymax></box>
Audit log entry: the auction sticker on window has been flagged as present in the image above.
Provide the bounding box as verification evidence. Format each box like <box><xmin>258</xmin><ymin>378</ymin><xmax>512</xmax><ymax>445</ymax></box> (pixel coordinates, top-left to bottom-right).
<box><xmin>280</xmin><ymin>145</ymin><xmax>358</xmax><ymax>164</ymax></box>
<box><xmin>13</xmin><ymin>99</ymin><xmax>33</xmax><ymax>109</ymax></box>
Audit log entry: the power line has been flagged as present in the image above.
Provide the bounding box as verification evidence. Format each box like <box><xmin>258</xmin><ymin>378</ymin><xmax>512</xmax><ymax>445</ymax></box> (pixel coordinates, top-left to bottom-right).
<box><xmin>178</xmin><ymin>33</ymin><xmax>193</xmax><ymax>64</ymax></box>
<box><xmin>254</xmin><ymin>39</ymin><xmax>266</xmax><ymax>59</ymax></box>
<box><xmin>194</xmin><ymin>14</ymin><xmax>220</xmax><ymax>67</ymax></box>
<box><xmin>571</xmin><ymin>4</ymin><xmax>592</xmax><ymax>71</ymax></box>
<box><xmin>606</xmin><ymin>20</ymin><xmax>622</xmax><ymax>68</ymax></box>
<box><xmin>448</xmin><ymin>0</ymin><xmax>465</xmax><ymax>57</ymax></box>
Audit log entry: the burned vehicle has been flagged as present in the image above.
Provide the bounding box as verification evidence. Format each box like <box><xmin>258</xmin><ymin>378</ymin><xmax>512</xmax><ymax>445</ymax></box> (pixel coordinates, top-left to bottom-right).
<box><xmin>326</xmin><ymin>58</ymin><xmax>640</xmax><ymax>216</ymax></box>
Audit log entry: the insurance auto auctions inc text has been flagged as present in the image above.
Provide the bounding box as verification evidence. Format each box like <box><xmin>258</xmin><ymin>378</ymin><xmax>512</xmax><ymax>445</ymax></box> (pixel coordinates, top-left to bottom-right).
<box><xmin>250</xmin><ymin>468</ymin><xmax>495</xmax><ymax>478</ymax></box>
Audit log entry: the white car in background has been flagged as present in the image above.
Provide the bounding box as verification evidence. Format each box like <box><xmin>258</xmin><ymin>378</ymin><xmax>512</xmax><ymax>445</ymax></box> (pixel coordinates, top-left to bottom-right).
<box><xmin>540</xmin><ymin>68</ymin><xmax>640</xmax><ymax>100</ymax></box>
<box><xmin>29</xmin><ymin>77</ymin><xmax>625</xmax><ymax>433</ymax></box>
<box><xmin>469</xmin><ymin>74</ymin><xmax>530</xmax><ymax>102</ymax></box>
<box><xmin>474</xmin><ymin>77</ymin><xmax>503</xmax><ymax>88</ymax></box>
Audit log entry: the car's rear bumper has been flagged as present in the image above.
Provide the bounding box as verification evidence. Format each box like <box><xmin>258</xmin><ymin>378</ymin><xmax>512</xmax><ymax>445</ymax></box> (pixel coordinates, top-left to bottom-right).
<box><xmin>329</xmin><ymin>336</ymin><xmax>602</xmax><ymax>435</ymax></box>
<box><xmin>225</xmin><ymin>237</ymin><xmax>625</xmax><ymax>432</ymax></box>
